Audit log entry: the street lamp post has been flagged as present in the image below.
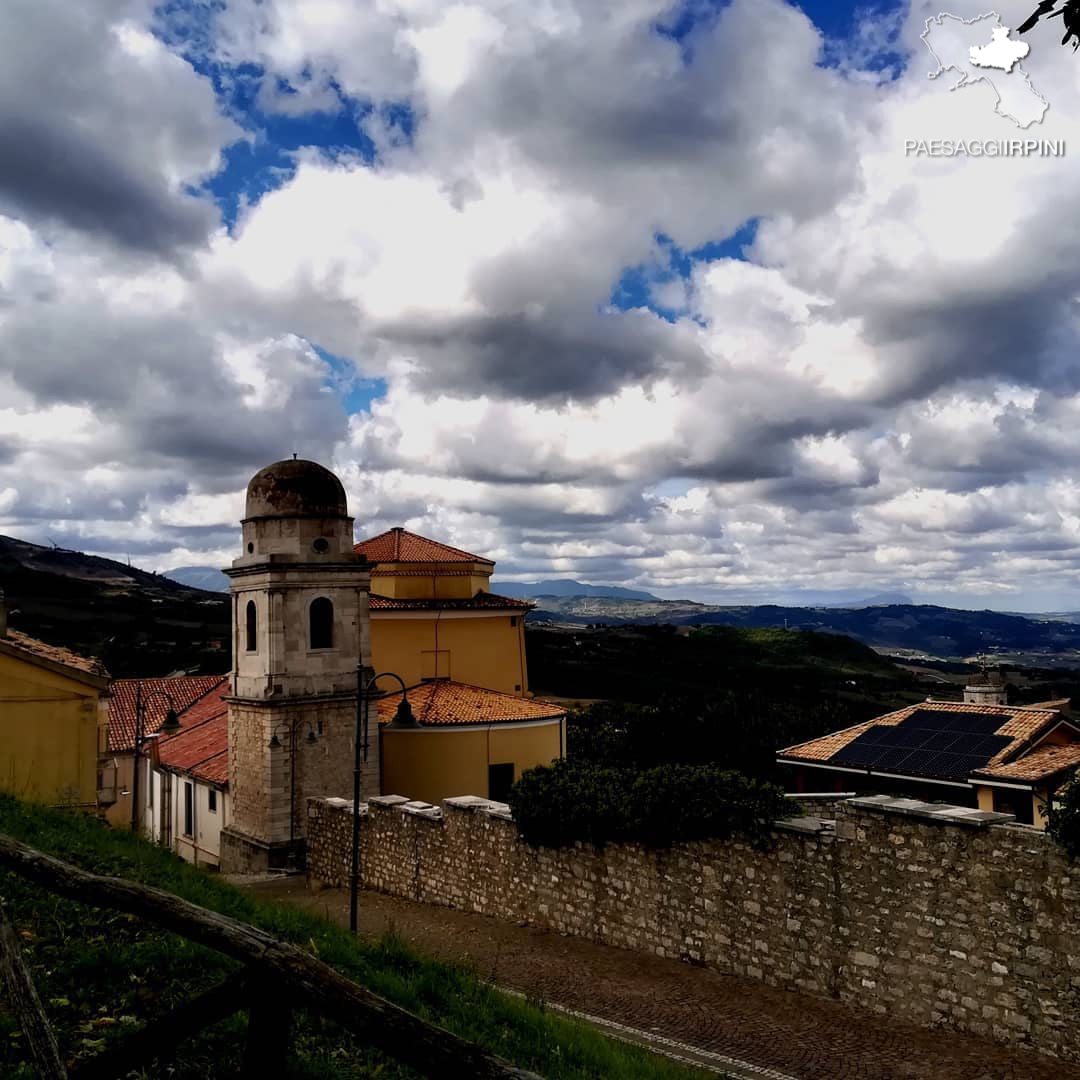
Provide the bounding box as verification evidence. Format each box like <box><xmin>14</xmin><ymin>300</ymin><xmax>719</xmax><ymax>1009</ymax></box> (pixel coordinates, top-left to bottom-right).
<box><xmin>130</xmin><ymin>685</ymin><xmax>180</xmax><ymax>834</ymax></box>
<box><xmin>350</xmin><ymin>667</ymin><xmax>415</xmax><ymax>933</ymax></box>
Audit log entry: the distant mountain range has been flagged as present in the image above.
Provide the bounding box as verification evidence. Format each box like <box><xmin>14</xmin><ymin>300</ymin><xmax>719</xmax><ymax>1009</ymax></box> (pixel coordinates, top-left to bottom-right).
<box><xmin>8</xmin><ymin>538</ymin><xmax>1080</xmax><ymax>670</ymax></box>
<box><xmin>823</xmin><ymin>592</ymin><xmax>913</xmax><ymax>608</ymax></box>
<box><xmin>525</xmin><ymin>596</ymin><xmax>1080</xmax><ymax>662</ymax></box>
<box><xmin>164</xmin><ymin>565</ymin><xmax>230</xmax><ymax>592</ymax></box>
<box><xmin>491</xmin><ymin>579</ymin><xmax>660</xmax><ymax>601</ymax></box>
<box><xmin>162</xmin><ymin>569</ymin><xmax>663</xmax><ymax>602</ymax></box>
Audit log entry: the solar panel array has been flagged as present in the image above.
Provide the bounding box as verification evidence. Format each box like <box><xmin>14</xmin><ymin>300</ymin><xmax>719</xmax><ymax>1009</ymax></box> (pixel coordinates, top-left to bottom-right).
<box><xmin>830</xmin><ymin>709</ymin><xmax>1013</xmax><ymax>781</ymax></box>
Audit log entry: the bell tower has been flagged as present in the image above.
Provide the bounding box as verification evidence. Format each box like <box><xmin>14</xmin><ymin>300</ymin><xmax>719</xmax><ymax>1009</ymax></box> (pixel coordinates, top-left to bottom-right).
<box><xmin>220</xmin><ymin>458</ymin><xmax>377</xmax><ymax>874</ymax></box>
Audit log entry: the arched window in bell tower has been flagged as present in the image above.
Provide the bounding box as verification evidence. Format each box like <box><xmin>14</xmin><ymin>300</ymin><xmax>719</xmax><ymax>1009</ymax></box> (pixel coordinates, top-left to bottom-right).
<box><xmin>310</xmin><ymin>596</ymin><xmax>334</xmax><ymax>650</ymax></box>
<box><xmin>245</xmin><ymin>600</ymin><xmax>257</xmax><ymax>652</ymax></box>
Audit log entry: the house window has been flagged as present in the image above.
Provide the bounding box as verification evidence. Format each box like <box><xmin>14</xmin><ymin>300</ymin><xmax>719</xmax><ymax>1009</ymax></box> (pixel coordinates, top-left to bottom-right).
<box><xmin>245</xmin><ymin>600</ymin><xmax>257</xmax><ymax>652</ymax></box>
<box><xmin>310</xmin><ymin>597</ymin><xmax>334</xmax><ymax>649</ymax></box>
<box><xmin>510</xmin><ymin>617</ymin><xmax>517</xmax><ymax>627</ymax></box>
<box><xmin>148</xmin><ymin>773</ymin><xmax>154</xmax><ymax>809</ymax></box>
<box><xmin>208</xmin><ymin>788</ymin><xmax>217</xmax><ymax>814</ymax></box>
<box><xmin>183</xmin><ymin>782</ymin><xmax>193</xmax><ymax>837</ymax></box>
<box><xmin>488</xmin><ymin>763</ymin><xmax>514</xmax><ymax>803</ymax></box>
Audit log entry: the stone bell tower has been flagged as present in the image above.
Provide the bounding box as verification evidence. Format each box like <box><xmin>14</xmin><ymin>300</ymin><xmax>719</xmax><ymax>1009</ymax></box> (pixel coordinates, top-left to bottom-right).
<box><xmin>219</xmin><ymin>458</ymin><xmax>377</xmax><ymax>873</ymax></box>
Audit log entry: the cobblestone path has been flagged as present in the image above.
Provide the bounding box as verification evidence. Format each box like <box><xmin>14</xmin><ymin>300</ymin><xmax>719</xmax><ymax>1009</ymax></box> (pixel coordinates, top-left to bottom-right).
<box><xmin>245</xmin><ymin>878</ymin><xmax>1079</xmax><ymax>1080</ymax></box>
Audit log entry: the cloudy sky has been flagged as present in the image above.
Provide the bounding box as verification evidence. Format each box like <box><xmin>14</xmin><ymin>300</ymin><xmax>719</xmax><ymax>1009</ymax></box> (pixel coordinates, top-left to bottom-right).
<box><xmin>3</xmin><ymin>0</ymin><xmax>1080</xmax><ymax>610</ymax></box>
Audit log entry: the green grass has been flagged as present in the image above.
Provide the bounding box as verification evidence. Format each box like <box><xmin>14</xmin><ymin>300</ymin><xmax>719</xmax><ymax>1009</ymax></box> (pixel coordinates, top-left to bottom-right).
<box><xmin>0</xmin><ymin>795</ymin><xmax>704</xmax><ymax>1079</ymax></box>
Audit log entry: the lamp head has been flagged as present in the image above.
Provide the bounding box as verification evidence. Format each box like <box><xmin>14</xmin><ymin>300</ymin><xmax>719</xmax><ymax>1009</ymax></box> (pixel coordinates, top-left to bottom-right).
<box><xmin>159</xmin><ymin>708</ymin><xmax>181</xmax><ymax>735</ymax></box>
<box><xmin>389</xmin><ymin>696</ymin><xmax>417</xmax><ymax>728</ymax></box>
<box><xmin>268</xmin><ymin>732</ymin><xmax>282</xmax><ymax>749</ymax></box>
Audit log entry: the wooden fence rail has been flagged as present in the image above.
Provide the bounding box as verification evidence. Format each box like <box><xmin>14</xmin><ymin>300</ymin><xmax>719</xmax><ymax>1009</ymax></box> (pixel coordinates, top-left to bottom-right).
<box><xmin>0</xmin><ymin>832</ymin><xmax>544</xmax><ymax>1080</ymax></box>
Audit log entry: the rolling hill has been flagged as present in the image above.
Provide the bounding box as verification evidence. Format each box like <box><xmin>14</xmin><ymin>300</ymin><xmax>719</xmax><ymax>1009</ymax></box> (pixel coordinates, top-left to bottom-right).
<box><xmin>0</xmin><ymin>535</ymin><xmax>229</xmax><ymax>677</ymax></box>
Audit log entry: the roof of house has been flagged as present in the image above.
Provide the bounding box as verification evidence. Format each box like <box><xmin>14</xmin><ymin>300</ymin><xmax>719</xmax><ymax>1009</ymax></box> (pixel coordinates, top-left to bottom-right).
<box><xmin>355</xmin><ymin>527</ymin><xmax>494</xmax><ymax>567</ymax></box>
<box><xmin>157</xmin><ymin>715</ymin><xmax>228</xmax><ymax>786</ymax></box>
<box><xmin>369</xmin><ymin>592</ymin><xmax>530</xmax><ymax>612</ymax></box>
<box><xmin>154</xmin><ymin>681</ymin><xmax>229</xmax><ymax>786</ymax></box>
<box><xmin>375</xmin><ymin>681</ymin><xmax>565</xmax><ymax>727</ymax></box>
<box><xmin>107</xmin><ymin>675</ymin><xmax>226</xmax><ymax>752</ymax></box>
<box><xmin>0</xmin><ymin>629</ymin><xmax>109</xmax><ymax>685</ymax></box>
<box><xmin>972</xmin><ymin>742</ymin><xmax>1080</xmax><ymax>784</ymax></box>
<box><xmin>778</xmin><ymin>700</ymin><xmax>1070</xmax><ymax>784</ymax></box>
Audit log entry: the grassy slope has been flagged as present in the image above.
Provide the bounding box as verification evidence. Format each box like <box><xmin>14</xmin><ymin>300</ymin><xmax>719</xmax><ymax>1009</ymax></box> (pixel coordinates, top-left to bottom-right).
<box><xmin>0</xmin><ymin>796</ymin><xmax>702</xmax><ymax>1080</ymax></box>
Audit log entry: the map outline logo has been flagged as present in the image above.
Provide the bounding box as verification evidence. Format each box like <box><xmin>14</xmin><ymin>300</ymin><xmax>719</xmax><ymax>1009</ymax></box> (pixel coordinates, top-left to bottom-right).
<box><xmin>922</xmin><ymin>11</ymin><xmax>1049</xmax><ymax>129</ymax></box>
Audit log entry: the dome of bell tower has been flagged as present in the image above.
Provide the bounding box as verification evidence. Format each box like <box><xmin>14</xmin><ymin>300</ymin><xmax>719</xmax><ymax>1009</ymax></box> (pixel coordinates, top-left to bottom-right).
<box><xmin>244</xmin><ymin>458</ymin><xmax>348</xmax><ymax>520</ymax></box>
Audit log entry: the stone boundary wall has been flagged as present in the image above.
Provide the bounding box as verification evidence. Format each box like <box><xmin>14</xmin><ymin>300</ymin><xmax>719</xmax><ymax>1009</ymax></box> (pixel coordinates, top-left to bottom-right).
<box><xmin>307</xmin><ymin>792</ymin><xmax>1080</xmax><ymax>1063</ymax></box>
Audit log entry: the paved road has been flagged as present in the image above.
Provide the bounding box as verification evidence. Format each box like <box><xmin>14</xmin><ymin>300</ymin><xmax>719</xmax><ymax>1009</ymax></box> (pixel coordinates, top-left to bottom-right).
<box><xmin>245</xmin><ymin>878</ymin><xmax>1079</xmax><ymax>1080</ymax></box>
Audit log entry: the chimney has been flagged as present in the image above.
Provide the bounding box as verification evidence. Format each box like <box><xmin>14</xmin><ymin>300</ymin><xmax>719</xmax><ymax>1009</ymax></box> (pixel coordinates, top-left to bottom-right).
<box><xmin>0</xmin><ymin>589</ymin><xmax>6</xmax><ymax>637</ymax></box>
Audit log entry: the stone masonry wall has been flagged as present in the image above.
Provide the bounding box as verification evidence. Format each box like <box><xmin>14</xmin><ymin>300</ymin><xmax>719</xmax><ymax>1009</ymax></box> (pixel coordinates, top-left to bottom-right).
<box><xmin>308</xmin><ymin>793</ymin><xmax>1080</xmax><ymax>1063</ymax></box>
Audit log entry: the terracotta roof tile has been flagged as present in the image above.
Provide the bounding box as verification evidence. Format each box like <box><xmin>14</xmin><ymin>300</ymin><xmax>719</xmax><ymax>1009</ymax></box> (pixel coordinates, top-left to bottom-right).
<box><xmin>973</xmin><ymin>743</ymin><xmax>1080</xmax><ymax>783</ymax></box>
<box><xmin>155</xmin><ymin>682</ymin><xmax>229</xmax><ymax>786</ymax></box>
<box><xmin>108</xmin><ymin>675</ymin><xmax>226</xmax><ymax>752</ymax></box>
<box><xmin>1</xmin><ymin>630</ymin><xmax>108</xmax><ymax>680</ymax></box>
<box><xmin>778</xmin><ymin>701</ymin><xmax>1064</xmax><ymax>774</ymax></box>
<box><xmin>355</xmin><ymin>527</ymin><xmax>493</xmax><ymax>565</ymax></box>
<box><xmin>158</xmin><ymin>713</ymin><xmax>228</xmax><ymax>785</ymax></box>
<box><xmin>369</xmin><ymin>592</ymin><xmax>530</xmax><ymax>611</ymax></box>
<box><xmin>375</xmin><ymin>681</ymin><xmax>565</xmax><ymax>727</ymax></box>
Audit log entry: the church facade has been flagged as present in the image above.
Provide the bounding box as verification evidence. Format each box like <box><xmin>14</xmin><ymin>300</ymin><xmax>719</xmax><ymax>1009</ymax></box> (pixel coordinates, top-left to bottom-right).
<box><xmin>215</xmin><ymin>458</ymin><xmax>565</xmax><ymax>874</ymax></box>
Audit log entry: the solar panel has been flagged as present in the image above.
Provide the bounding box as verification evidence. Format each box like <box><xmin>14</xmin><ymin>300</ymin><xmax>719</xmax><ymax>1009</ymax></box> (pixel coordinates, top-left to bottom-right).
<box><xmin>830</xmin><ymin>709</ymin><xmax>1012</xmax><ymax>779</ymax></box>
<box><xmin>902</xmin><ymin>708</ymin><xmax>1006</xmax><ymax>735</ymax></box>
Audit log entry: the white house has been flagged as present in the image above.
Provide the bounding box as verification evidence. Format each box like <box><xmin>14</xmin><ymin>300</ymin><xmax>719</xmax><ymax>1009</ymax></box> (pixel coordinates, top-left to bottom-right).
<box><xmin>142</xmin><ymin>682</ymin><xmax>231</xmax><ymax>868</ymax></box>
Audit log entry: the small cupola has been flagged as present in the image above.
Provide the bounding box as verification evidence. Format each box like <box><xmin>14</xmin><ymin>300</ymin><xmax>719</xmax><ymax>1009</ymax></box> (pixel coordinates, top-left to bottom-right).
<box><xmin>964</xmin><ymin>669</ymin><xmax>1008</xmax><ymax>706</ymax></box>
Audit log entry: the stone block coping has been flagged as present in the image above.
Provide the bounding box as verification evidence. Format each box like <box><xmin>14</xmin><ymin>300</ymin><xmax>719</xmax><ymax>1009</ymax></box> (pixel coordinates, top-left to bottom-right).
<box><xmin>443</xmin><ymin>795</ymin><xmax>497</xmax><ymax>810</ymax></box>
<box><xmin>403</xmin><ymin>800</ymin><xmax>444</xmax><ymax>820</ymax></box>
<box><xmin>847</xmin><ymin>794</ymin><xmax>1015</xmax><ymax>828</ymax></box>
<box><xmin>775</xmin><ymin>816</ymin><xmax>837</xmax><ymax>836</ymax></box>
<box><xmin>369</xmin><ymin>794</ymin><xmax>411</xmax><ymax>807</ymax></box>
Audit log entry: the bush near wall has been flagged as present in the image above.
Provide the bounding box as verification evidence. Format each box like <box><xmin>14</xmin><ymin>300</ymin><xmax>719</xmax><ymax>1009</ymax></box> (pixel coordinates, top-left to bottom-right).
<box><xmin>508</xmin><ymin>759</ymin><xmax>789</xmax><ymax>849</ymax></box>
<box><xmin>1047</xmin><ymin>778</ymin><xmax>1080</xmax><ymax>858</ymax></box>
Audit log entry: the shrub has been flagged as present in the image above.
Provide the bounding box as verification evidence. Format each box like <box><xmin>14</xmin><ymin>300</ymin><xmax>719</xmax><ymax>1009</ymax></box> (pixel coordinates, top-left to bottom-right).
<box><xmin>1046</xmin><ymin>778</ymin><xmax>1080</xmax><ymax>859</ymax></box>
<box><xmin>508</xmin><ymin>759</ymin><xmax>789</xmax><ymax>850</ymax></box>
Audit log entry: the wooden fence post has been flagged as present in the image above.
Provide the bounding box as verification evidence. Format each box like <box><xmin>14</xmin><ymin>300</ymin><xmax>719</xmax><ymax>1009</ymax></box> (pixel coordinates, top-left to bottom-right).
<box><xmin>243</xmin><ymin>977</ymin><xmax>292</xmax><ymax>1077</ymax></box>
<box><xmin>0</xmin><ymin>900</ymin><xmax>66</xmax><ymax>1080</ymax></box>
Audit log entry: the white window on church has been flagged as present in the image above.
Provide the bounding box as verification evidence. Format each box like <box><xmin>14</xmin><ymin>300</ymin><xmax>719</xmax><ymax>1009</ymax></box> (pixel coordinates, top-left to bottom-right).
<box><xmin>310</xmin><ymin>596</ymin><xmax>334</xmax><ymax>649</ymax></box>
<box><xmin>245</xmin><ymin>600</ymin><xmax>257</xmax><ymax>652</ymax></box>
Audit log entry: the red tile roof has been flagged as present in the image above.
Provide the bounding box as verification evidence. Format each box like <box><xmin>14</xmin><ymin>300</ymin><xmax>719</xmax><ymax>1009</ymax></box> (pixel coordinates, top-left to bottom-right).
<box><xmin>107</xmin><ymin>675</ymin><xmax>226</xmax><ymax>752</ymax></box>
<box><xmin>375</xmin><ymin>681</ymin><xmax>565</xmax><ymax>727</ymax></box>
<box><xmin>158</xmin><ymin>718</ymin><xmax>228</xmax><ymax>785</ymax></box>
<box><xmin>355</xmin><ymin>528</ymin><xmax>493</xmax><ymax>566</ymax></box>
<box><xmin>369</xmin><ymin>592</ymin><xmax>530</xmax><ymax>611</ymax></box>
<box><xmin>0</xmin><ymin>630</ymin><xmax>109</xmax><ymax>682</ymax></box>
<box><xmin>778</xmin><ymin>700</ymin><xmax>1066</xmax><ymax>776</ymax></box>
<box><xmin>973</xmin><ymin>742</ymin><xmax>1080</xmax><ymax>783</ymax></box>
<box><xmin>155</xmin><ymin>681</ymin><xmax>229</xmax><ymax>786</ymax></box>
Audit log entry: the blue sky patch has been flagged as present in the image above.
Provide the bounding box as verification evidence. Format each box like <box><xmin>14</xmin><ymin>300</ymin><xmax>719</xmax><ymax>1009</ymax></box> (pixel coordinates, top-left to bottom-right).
<box><xmin>154</xmin><ymin>3</ymin><xmax>415</xmax><ymax>228</ymax></box>
<box><xmin>314</xmin><ymin>345</ymin><xmax>388</xmax><ymax>415</ymax></box>
<box><xmin>610</xmin><ymin>221</ymin><xmax>758</xmax><ymax>319</ymax></box>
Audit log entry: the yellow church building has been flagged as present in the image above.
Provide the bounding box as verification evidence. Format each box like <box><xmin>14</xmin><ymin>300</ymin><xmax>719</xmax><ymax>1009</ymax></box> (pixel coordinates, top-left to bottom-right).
<box><xmin>358</xmin><ymin>527</ymin><xmax>529</xmax><ymax>695</ymax></box>
<box><xmin>356</xmin><ymin>526</ymin><xmax>563</xmax><ymax>804</ymax></box>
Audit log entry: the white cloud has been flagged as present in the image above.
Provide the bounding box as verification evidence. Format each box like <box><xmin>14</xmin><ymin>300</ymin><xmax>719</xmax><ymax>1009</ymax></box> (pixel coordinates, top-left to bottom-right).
<box><xmin>4</xmin><ymin>0</ymin><xmax>1080</xmax><ymax>611</ymax></box>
